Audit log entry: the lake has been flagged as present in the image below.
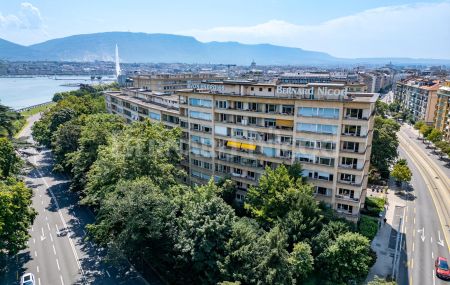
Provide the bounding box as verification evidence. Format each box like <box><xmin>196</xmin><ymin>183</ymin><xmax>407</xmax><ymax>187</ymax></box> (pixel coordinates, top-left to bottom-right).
<box><xmin>0</xmin><ymin>76</ymin><xmax>112</xmax><ymax>110</ymax></box>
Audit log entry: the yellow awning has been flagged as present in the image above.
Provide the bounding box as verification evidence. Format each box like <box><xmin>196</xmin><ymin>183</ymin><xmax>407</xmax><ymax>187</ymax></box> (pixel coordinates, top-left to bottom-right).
<box><xmin>241</xmin><ymin>143</ymin><xmax>256</xmax><ymax>151</ymax></box>
<box><xmin>227</xmin><ymin>141</ymin><xmax>241</xmax><ymax>148</ymax></box>
<box><xmin>276</xmin><ymin>119</ymin><xmax>294</xmax><ymax>127</ymax></box>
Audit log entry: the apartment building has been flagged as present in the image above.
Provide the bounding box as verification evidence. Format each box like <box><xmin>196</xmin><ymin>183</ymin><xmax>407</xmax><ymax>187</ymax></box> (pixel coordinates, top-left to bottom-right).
<box><xmin>105</xmin><ymin>81</ymin><xmax>378</xmax><ymax>220</ymax></box>
<box><xmin>131</xmin><ymin>73</ymin><xmax>223</xmax><ymax>93</ymax></box>
<box><xmin>434</xmin><ymin>80</ymin><xmax>450</xmax><ymax>142</ymax></box>
<box><xmin>395</xmin><ymin>78</ymin><xmax>440</xmax><ymax>124</ymax></box>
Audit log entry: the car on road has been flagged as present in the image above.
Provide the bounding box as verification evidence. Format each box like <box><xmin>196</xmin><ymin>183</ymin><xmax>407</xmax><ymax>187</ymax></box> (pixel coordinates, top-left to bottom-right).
<box><xmin>435</xmin><ymin>256</ymin><xmax>450</xmax><ymax>280</ymax></box>
<box><xmin>20</xmin><ymin>273</ymin><xmax>35</xmax><ymax>285</ymax></box>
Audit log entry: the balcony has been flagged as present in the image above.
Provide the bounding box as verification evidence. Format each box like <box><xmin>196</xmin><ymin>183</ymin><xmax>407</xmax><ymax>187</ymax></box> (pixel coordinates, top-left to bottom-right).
<box><xmin>341</xmin><ymin>132</ymin><xmax>368</xmax><ymax>138</ymax></box>
<box><xmin>335</xmin><ymin>194</ymin><xmax>360</xmax><ymax>203</ymax></box>
<box><xmin>337</xmin><ymin>180</ymin><xmax>363</xmax><ymax>187</ymax></box>
<box><xmin>344</xmin><ymin>115</ymin><xmax>369</xmax><ymax>121</ymax></box>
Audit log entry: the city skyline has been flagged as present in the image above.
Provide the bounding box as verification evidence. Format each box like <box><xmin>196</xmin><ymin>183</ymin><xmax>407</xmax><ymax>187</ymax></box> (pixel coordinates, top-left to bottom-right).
<box><xmin>0</xmin><ymin>0</ymin><xmax>449</xmax><ymax>59</ymax></box>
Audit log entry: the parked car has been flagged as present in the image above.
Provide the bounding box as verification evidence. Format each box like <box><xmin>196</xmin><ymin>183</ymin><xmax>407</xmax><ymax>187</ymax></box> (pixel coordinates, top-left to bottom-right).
<box><xmin>20</xmin><ymin>273</ymin><xmax>35</xmax><ymax>285</ymax></box>
<box><xmin>435</xmin><ymin>256</ymin><xmax>450</xmax><ymax>280</ymax></box>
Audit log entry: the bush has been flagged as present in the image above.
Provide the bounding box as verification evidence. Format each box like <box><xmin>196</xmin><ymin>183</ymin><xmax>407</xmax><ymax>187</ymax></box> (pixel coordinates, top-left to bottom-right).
<box><xmin>358</xmin><ymin>215</ymin><xmax>379</xmax><ymax>240</ymax></box>
<box><xmin>363</xmin><ymin>196</ymin><xmax>385</xmax><ymax>217</ymax></box>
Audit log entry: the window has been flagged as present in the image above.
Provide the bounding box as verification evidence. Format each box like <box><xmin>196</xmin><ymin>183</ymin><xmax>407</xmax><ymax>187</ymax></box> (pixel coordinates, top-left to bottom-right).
<box><xmin>215</xmin><ymin>126</ymin><xmax>228</xmax><ymax>136</ymax></box>
<box><xmin>280</xmin><ymin>150</ymin><xmax>292</xmax><ymax>158</ymax></box>
<box><xmin>249</xmin><ymin>103</ymin><xmax>258</xmax><ymax>111</ymax></box>
<box><xmin>248</xmin><ymin>171</ymin><xmax>256</xmax><ymax>179</ymax></box>
<box><xmin>149</xmin><ymin>112</ymin><xmax>161</xmax><ymax>120</ymax></box>
<box><xmin>248</xmin><ymin>117</ymin><xmax>257</xmax><ymax>125</ymax></box>
<box><xmin>338</xmin><ymin>188</ymin><xmax>354</xmax><ymax>198</ymax></box>
<box><xmin>180</xmin><ymin>121</ymin><xmax>188</xmax><ymax>128</ymax></box>
<box><xmin>265</xmin><ymin>119</ymin><xmax>276</xmax><ymax>128</ymax></box>
<box><xmin>316</xmin><ymin>157</ymin><xmax>335</xmax><ymax>166</ymax></box>
<box><xmin>280</xmin><ymin>136</ymin><xmax>292</xmax><ymax>144</ymax></box>
<box><xmin>236</xmin><ymin>101</ymin><xmax>244</xmax><ymax>110</ymax></box>
<box><xmin>250</xmin><ymin>87</ymin><xmax>254</xmax><ymax>91</ymax></box>
<box><xmin>189</xmin><ymin>111</ymin><xmax>212</xmax><ymax>121</ymax></box>
<box><xmin>346</xmin><ymin>108</ymin><xmax>363</xmax><ymax>119</ymax></box>
<box><xmin>341</xmin><ymin>157</ymin><xmax>357</xmax><ymax>168</ymax></box>
<box><xmin>337</xmin><ymin>203</ymin><xmax>353</xmax><ymax>213</ymax></box>
<box><xmin>316</xmin><ymin>186</ymin><xmax>331</xmax><ymax>196</ymax></box>
<box><xmin>216</xmin><ymin>100</ymin><xmax>228</xmax><ymax>109</ymax></box>
<box><xmin>296</xmin><ymin>153</ymin><xmax>314</xmax><ymax>163</ymax></box>
<box><xmin>259</xmin><ymin>87</ymin><xmax>263</xmax><ymax>92</ymax></box>
<box><xmin>340</xmin><ymin>173</ymin><xmax>356</xmax><ymax>182</ymax></box>
<box><xmin>263</xmin><ymin>147</ymin><xmax>276</xmax><ymax>157</ymax></box>
<box><xmin>282</xmin><ymin>105</ymin><xmax>294</xmax><ymax>115</ymax></box>
<box><xmin>219</xmin><ymin>113</ymin><xmax>228</xmax><ymax>122</ymax></box>
<box><xmin>315</xmin><ymin>171</ymin><xmax>333</xmax><ymax>181</ymax></box>
<box><xmin>268</xmin><ymin>88</ymin><xmax>272</xmax><ymax>92</ymax></box>
<box><xmin>234</xmin><ymin>129</ymin><xmax>244</xmax><ymax>137</ymax></box>
<box><xmin>236</xmin><ymin>115</ymin><xmax>243</xmax><ymax>123</ymax></box>
<box><xmin>296</xmin><ymin>123</ymin><xmax>337</xmax><ymax>134</ymax></box>
<box><xmin>343</xmin><ymin>141</ymin><xmax>359</xmax><ymax>152</ymax></box>
<box><xmin>266</xmin><ymin>104</ymin><xmax>277</xmax><ymax>113</ymax></box>
<box><xmin>189</xmin><ymin>98</ymin><xmax>212</xmax><ymax>108</ymax></box>
<box><xmin>248</xmin><ymin>132</ymin><xmax>258</xmax><ymax>140</ymax></box>
<box><xmin>298</xmin><ymin>107</ymin><xmax>339</xmax><ymax>118</ymax></box>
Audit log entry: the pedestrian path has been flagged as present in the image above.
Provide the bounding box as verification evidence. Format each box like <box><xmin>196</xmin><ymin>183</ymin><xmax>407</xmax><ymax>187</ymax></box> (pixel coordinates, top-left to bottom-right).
<box><xmin>365</xmin><ymin>184</ymin><xmax>406</xmax><ymax>283</ymax></box>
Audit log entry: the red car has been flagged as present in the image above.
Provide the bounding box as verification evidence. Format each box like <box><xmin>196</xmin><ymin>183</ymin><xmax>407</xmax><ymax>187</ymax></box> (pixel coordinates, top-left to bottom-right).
<box><xmin>435</xmin><ymin>256</ymin><xmax>450</xmax><ymax>280</ymax></box>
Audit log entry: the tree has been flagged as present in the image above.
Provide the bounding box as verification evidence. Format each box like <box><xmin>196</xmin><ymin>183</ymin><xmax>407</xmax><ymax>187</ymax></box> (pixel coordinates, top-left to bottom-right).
<box><xmin>311</xmin><ymin>220</ymin><xmax>351</xmax><ymax>257</ymax></box>
<box><xmin>317</xmin><ymin>232</ymin><xmax>373</xmax><ymax>284</ymax></box>
<box><xmin>0</xmin><ymin>138</ymin><xmax>21</xmax><ymax>178</ymax></box>
<box><xmin>0</xmin><ymin>179</ymin><xmax>36</xmax><ymax>259</ymax></box>
<box><xmin>0</xmin><ymin>104</ymin><xmax>22</xmax><ymax>138</ymax></box>
<box><xmin>87</xmin><ymin>177</ymin><xmax>177</xmax><ymax>266</ymax></box>
<box><xmin>289</xmin><ymin>241</ymin><xmax>314</xmax><ymax>282</ymax></box>
<box><xmin>51</xmin><ymin>118</ymin><xmax>83</xmax><ymax>172</ymax></box>
<box><xmin>83</xmin><ymin>121</ymin><xmax>183</xmax><ymax>207</ymax></box>
<box><xmin>375</xmin><ymin>100</ymin><xmax>389</xmax><ymax>118</ymax></box>
<box><xmin>173</xmin><ymin>182</ymin><xmax>236</xmax><ymax>284</ymax></box>
<box><xmin>67</xmin><ymin>114</ymin><xmax>124</xmax><ymax>191</ymax></box>
<box><xmin>419</xmin><ymin>124</ymin><xmax>432</xmax><ymax>140</ymax></box>
<box><xmin>426</xmin><ymin>128</ymin><xmax>443</xmax><ymax>143</ymax></box>
<box><xmin>371</xmin><ymin>117</ymin><xmax>400</xmax><ymax>178</ymax></box>
<box><xmin>244</xmin><ymin>164</ymin><xmax>295</xmax><ymax>224</ymax></box>
<box><xmin>414</xmin><ymin>120</ymin><xmax>425</xmax><ymax>130</ymax></box>
<box><xmin>391</xmin><ymin>161</ymin><xmax>412</xmax><ymax>186</ymax></box>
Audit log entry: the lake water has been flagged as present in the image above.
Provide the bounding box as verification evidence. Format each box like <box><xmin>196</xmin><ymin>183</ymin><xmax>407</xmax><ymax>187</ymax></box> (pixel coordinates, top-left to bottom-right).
<box><xmin>0</xmin><ymin>76</ymin><xmax>111</xmax><ymax>110</ymax></box>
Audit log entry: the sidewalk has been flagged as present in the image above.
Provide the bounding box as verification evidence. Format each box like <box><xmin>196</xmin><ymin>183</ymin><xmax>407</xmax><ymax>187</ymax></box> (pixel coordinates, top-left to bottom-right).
<box><xmin>365</xmin><ymin>184</ymin><xmax>406</xmax><ymax>283</ymax></box>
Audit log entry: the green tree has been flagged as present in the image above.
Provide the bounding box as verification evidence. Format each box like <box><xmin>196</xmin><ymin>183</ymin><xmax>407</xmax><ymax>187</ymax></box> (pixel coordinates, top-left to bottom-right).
<box><xmin>419</xmin><ymin>124</ymin><xmax>432</xmax><ymax>140</ymax></box>
<box><xmin>0</xmin><ymin>179</ymin><xmax>36</xmax><ymax>258</ymax></box>
<box><xmin>83</xmin><ymin>121</ymin><xmax>183</xmax><ymax>207</ymax></box>
<box><xmin>375</xmin><ymin>100</ymin><xmax>389</xmax><ymax>117</ymax></box>
<box><xmin>0</xmin><ymin>104</ymin><xmax>22</xmax><ymax>138</ymax></box>
<box><xmin>317</xmin><ymin>232</ymin><xmax>373</xmax><ymax>284</ymax></box>
<box><xmin>0</xmin><ymin>138</ymin><xmax>21</xmax><ymax>178</ymax></box>
<box><xmin>173</xmin><ymin>182</ymin><xmax>236</xmax><ymax>285</ymax></box>
<box><xmin>426</xmin><ymin>128</ymin><xmax>443</xmax><ymax>143</ymax></box>
<box><xmin>391</xmin><ymin>161</ymin><xmax>412</xmax><ymax>185</ymax></box>
<box><xmin>87</xmin><ymin>177</ymin><xmax>177</xmax><ymax>265</ymax></box>
<box><xmin>67</xmin><ymin>114</ymin><xmax>125</xmax><ymax>191</ymax></box>
<box><xmin>371</xmin><ymin>117</ymin><xmax>400</xmax><ymax>178</ymax></box>
<box><xmin>414</xmin><ymin>120</ymin><xmax>425</xmax><ymax>130</ymax></box>
<box><xmin>51</xmin><ymin>118</ymin><xmax>83</xmax><ymax>172</ymax></box>
<box><xmin>289</xmin><ymin>241</ymin><xmax>314</xmax><ymax>282</ymax></box>
<box><xmin>311</xmin><ymin>220</ymin><xmax>351</xmax><ymax>257</ymax></box>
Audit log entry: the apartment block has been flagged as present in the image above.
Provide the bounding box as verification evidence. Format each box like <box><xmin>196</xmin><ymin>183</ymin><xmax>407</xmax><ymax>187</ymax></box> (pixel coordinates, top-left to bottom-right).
<box><xmin>395</xmin><ymin>78</ymin><xmax>440</xmax><ymax>124</ymax></box>
<box><xmin>105</xmin><ymin>81</ymin><xmax>378</xmax><ymax>220</ymax></box>
<box><xmin>434</xmin><ymin>80</ymin><xmax>450</xmax><ymax>142</ymax></box>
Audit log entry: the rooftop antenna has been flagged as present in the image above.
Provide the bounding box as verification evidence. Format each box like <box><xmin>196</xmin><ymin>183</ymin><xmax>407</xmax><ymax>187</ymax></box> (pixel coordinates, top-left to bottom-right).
<box><xmin>115</xmin><ymin>44</ymin><xmax>122</xmax><ymax>79</ymax></box>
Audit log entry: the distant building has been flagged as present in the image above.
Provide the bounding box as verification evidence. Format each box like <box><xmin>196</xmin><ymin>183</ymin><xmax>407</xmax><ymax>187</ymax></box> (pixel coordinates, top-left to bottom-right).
<box><xmin>395</xmin><ymin>78</ymin><xmax>441</xmax><ymax>124</ymax></box>
<box><xmin>434</xmin><ymin>80</ymin><xmax>450</xmax><ymax>142</ymax></box>
<box><xmin>105</xmin><ymin>81</ymin><xmax>378</xmax><ymax>221</ymax></box>
<box><xmin>131</xmin><ymin>73</ymin><xmax>223</xmax><ymax>93</ymax></box>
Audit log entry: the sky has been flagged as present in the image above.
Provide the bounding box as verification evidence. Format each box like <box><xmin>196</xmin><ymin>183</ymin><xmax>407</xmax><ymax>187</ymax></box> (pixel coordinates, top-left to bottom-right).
<box><xmin>0</xmin><ymin>0</ymin><xmax>449</xmax><ymax>59</ymax></box>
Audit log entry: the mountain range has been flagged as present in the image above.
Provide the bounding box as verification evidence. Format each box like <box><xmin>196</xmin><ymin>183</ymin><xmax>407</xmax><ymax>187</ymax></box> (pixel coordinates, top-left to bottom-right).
<box><xmin>1</xmin><ymin>32</ymin><xmax>449</xmax><ymax>66</ymax></box>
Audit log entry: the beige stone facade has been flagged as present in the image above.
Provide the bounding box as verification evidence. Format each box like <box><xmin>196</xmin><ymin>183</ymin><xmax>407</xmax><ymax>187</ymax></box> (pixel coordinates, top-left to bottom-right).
<box><xmin>105</xmin><ymin>81</ymin><xmax>378</xmax><ymax>220</ymax></box>
<box><xmin>434</xmin><ymin>81</ymin><xmax>450</xmax><ymax>142</ymax></box>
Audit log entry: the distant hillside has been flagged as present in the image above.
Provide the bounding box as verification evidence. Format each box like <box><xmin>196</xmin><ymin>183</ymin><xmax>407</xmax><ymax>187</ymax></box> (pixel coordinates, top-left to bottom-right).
<box><xmin>2</xmin><ymin>32</ymin><xmax>336</xmax><ymax>65</ymax></box>
<box><xmin>1</xmin><ymin>32</ymin><xmax>449</xmax><ymax>65</ymax></box>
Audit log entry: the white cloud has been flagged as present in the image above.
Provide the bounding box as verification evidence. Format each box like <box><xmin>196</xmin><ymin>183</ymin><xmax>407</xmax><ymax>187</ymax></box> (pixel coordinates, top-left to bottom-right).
<box><xmin>0</xmin><ymin>2</ymin><xmax>43</xmax><ymax>30</ymax></box>
<box><xmin>181</xmin><ymin>1</ymin><xmax>450</xmax><ymax>59</ymax></box>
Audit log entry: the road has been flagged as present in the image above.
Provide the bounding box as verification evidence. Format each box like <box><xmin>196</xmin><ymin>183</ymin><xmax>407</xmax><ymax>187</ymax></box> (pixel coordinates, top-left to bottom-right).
<box><xmin>1</xmin><ymin>114</ymin><xmax>159</xmax><ymax>285</ymax></box>
<box><xmin>396</xmin><ymin>124</ymin><xmax>450</xmax><ymax>285</ymax></box>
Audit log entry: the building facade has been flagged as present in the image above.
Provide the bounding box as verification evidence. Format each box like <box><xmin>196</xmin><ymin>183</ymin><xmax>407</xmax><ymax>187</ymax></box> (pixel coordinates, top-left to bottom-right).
<box><xmin>131</xmin><ymin>73</ymin><xmax>222</xmax><ymax>93</ymax></box>
<box><xmin>395</xmin><ymin>78</ymin><xmax>440</xmax><ymax>124</ymax></box>
<box><xmin>434</xmin><ymin>80</ymin><xmax>450</xmax><ymax>142</ymax></box>
<box><xmin>105</xmin><ymin>81</ymin><xmax>378</xmax><ymax>220</ymax></box>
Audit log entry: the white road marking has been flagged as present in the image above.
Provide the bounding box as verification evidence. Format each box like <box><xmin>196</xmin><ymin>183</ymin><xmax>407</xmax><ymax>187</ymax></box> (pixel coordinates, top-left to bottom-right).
<box><xmin>412</xmin><ymin>242</ymin><xmax>415</xmax><ymax>252</ymax></box>
<box><xmin>33</xmin><ymin>238</ymin><xmax>35</xmax><ymax>244</ymax></box>
<box><xmin>41</xmin><ymin>200</ymin><xmax>43</xmax><ymax>205</ymax></box>
<box><xmin>414</xmin><ymin>218</ymin><xmax>416</xmax><ymax>225</ymax></box>
<box><xmin>41</xmin><ymin>227</ymin><xmax>44</xmax><ymax>236</ymax></box>
<box><xmin>60</xmin><ymin>275</ymin><xmax>64</xmax><ymax>285</ymax></box>
<box><xmin>47</xmin><ymin>223</ymin><xmax>51</xmax><ymax>231</ymax></box>
<box><xmin>36</xmin><ymin>265</ymin><xmax>39</xmax><ymax>273</ymax></box>
<box><xmin>432</xmin><ymin>252</ymin><xmax>434</xmax><ymax>259</ymax></box>
<box><xmin>56</xmin><ymin>258</ymin><xmax>60</xmax><ymax>271</ymax></box>
<box><xmin>414</xmin><ymin>207</ymin><xmax>416</xmax><ymax>214</ymax></box>
<box><xmin>53</xmin><ymin>244</ymin><xmax>56</xmax><ymax>255</ymax></box>
<box><xmin>431</xmin><ymin>236</ymin><xmax>433</xmax><ymax>243</ymax></box>
<box><xmin>50</xmin><ymin>234</ymin><xmax>53</xmax><ymax>242</ymax></box>
<box><xmin>433</xmin><ymin>270</ymin><xmax>436</xmax><ymax>285</ymax></box>
<box><xmin>31</xmin><ymin>226</ymin><xmax>34</xmax><ymax>232</ymax></box>
<box><xmin>36</xmin><ymin>167</ymin><xmax>84</xmax><ymax>275</ymax></box>
<box><xmin>34</xmin><ymin>251</ymin><xmax>37</xmax><ymax>257</ymax></box>
<box><xmin>38</xmin><ymin>278</ymin><xmax>41</xmax><ymax>285</ymax></box>
<box><xmin>45</xmin><ymin>216</ymin><xmax>48</xmax><ymax>221</ymax></box>
<box><xmin>411</xmin><ymin>258</ymin><xmax>414</xmax><ymax>269</ymax></box>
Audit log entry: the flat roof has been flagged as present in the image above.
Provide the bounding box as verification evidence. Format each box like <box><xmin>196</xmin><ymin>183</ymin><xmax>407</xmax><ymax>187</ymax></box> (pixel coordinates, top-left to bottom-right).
<box><xmin>106</xmin><ymin>92</ymin><xmax>179</xmax><ymax>114</ymax></box>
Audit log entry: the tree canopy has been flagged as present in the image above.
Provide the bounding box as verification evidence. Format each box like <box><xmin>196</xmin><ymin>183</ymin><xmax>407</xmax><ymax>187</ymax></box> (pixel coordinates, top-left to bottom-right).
<box><xmin>391</xmin><ymin>161</ymin><xmax>412</xmax><ymax>184</ymax></box>
<box><xmin>371</xmin><ymin>117</ymin><xmax>400</xmax><ymax>178</ymax></box>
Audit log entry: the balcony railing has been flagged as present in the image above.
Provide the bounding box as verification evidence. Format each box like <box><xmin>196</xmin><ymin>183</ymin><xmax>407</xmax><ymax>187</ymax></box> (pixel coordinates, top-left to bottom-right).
<box><xmin>335</xmin><ymin>194</ymin><xmax>360</xmax><ymax>203</ymax></box>
<box><xmin>337</xmin><ymin>180</ymin><xmax>363</xmax><ymax>187</ymax></box>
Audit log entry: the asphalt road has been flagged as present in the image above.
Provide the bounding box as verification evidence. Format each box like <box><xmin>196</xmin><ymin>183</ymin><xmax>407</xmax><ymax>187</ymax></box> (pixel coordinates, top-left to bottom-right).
<box><xmin>1</xmin><ymin>114</ymin><xmax>158</xmax><ymax>285</ymax></box>
<box><xmin>397</xmin><ymin>125</ymin><xmax>450</xmax><ymax>285</ymax></box>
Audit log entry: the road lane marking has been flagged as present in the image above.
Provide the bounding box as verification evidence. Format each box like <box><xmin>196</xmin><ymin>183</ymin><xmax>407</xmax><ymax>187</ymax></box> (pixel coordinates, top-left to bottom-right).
<box><xmin>35</xmin><ymin>167</ymin><xmax>85</xmax><ymax>276</ymax></box>
<box><xmin>412</xmin><ymin>242</ymin><xmax>415</xmax><ymax>252</ymax></box>
<box><xmin>38</xmin><ymin>277</ymin><xmax>41</xmax><ymax>285</ymax></box>
<box><xmin>36</xmin><ymin>265</ymin><xmax>39</xmax><ymax>273</ymax></box>
<box><xmin>60</xmin><ymin>275</ymin><xmax>64</xmax><ymax>285</ymax></box>
<box><xmin>410</xmin><ymin>276</ymin><xmax>413</xmax><ymax>285</ymax></box>
<box><xmin>47</xmin><ymin>223</ymin><xmax>51</xmax><ymax>231</ymax></box>
<box><xmin>41</xmin><ymin>200</ymin><xmax>43</xmax><ymax>205</ymax></box>
<box><xmin>31</xmin><ymin>226</ymin><xmax>34</xmax><ymax>232</ymax></box>
<box><xmin>414</xmin><ymin>207</ymin><xmax>416</xmax><ymax>214</ymax></box>
<box><xmin>50</xmin><ymin>234</ymin><xmax>53</xmax><ymax>242</ymax></box>
<box><xmin>45</xmin><ymin>216</ymin><xmax>48</xmax><ymax>221</ymax></box>
<box><xmin>414</xmin><ymin>218</ymin><xmax>416</xmax><ymax>225</ymax></box>
<box><xmin>411</xmin><ymin>258</ymin><xmax>414</xmax><ymax>269</ymax></box>
<box><xmin>431</xmin><ymin>236</ymin><xmax>433</xmax><ymax>243</ymax></box>
<box><xmin>33</xmin><ymin>238</ymin><xmax>35</xmax><ymax>244</ymax></box>
<box><xmin>433</xmin><ymin>270</ymin><xmax>436</xmax><ymax>285</ymax></box>
<box><xmin>438</xmin><ymin>231</ymin><xmax>445</xmax><ymax>247</ymax></box>
<box><xmin>53</xmin><ymin>244</ymin><xmax>56</xmax><ymax>255</ymax></box>
<box><xmin>56</xmin><ymin>258</ymin><xmax>60</xmax><ymax>271</ymax></box>
<box><xmin>41</xmin><ymin>227</ymin><xmax>44</xmax><ymax>236</ymax></box>
<box><xmin>432</xmin><ymin>252</ymin><xmax>434</xmax><ymax>259</ymax></box>
<box><xmin>34</xmin><ymin>251</ymin><xmax>37</xmax><ymax>257</ymax></box>
<box><xmin>405</xmin><ymin>215</ymin><xmax>408</xmax><ymax>223</ymax></box>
